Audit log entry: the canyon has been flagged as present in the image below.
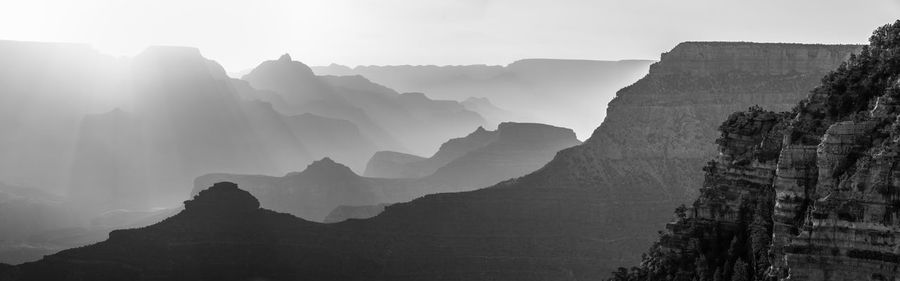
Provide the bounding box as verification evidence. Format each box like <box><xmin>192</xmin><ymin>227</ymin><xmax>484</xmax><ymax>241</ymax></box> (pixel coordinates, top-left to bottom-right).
<box><xmin>0</xmin><ymin>40</ymin><xmax>862</xmax><ymax>280</ymax></box>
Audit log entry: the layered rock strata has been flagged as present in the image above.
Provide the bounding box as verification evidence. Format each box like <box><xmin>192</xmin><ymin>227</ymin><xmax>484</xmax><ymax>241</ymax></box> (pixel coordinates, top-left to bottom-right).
<box><xmin>608</xmin><ymin>22</ymin><xmax>900</xmax><ymax>281</ymax></box>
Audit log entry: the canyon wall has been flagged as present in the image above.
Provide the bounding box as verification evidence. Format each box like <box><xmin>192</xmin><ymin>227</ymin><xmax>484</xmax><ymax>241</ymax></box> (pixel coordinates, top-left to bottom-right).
<box><xmin>609</xmin><ymin>22</ymin><xmax>900</xmax><ymax>281</ymax></box>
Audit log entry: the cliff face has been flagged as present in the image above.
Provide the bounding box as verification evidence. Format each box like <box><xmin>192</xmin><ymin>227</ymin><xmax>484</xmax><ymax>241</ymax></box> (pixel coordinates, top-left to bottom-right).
<box><xmin>552</xmin><ymin>42</ymin><xmax>861</xmax><ymax>206</ymax></box>
<box><xmin>608</xmin><ymin>21</ymin><xmax>900</xmax><ymax>281</ymax></box>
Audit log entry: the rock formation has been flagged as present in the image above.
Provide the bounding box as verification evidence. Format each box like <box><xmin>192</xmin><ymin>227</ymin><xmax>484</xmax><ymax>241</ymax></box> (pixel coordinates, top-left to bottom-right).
<box><xmin>197</xmin><ymin>122</ymin><xmax>579</xmax><ymax>222</ymax></box>
<box><xmin>194</xmin><ymin>158</ymin><xmax>421</xmax><ymax>222</ymax></box>
<box><xmin>364</xmin><ymin>125</ymin><xmax>498</xmax><ymax>178</ymax></box>
<box><xmin>607</xmin><ymin>21</ymin><xmax>900</xmax><ymax>281</ymax></box>
<box><xmin>243</xmin><ymin>55</ymin><xmax>487</xmax><ymax>156</ymax></box>
<box><xmin>313</xmin><ymin>59</ymin><xmax>655</xmax><ymax>138</ymax></box>
<box><xmin>421</xmin><ymin>122</ymin><xmax>582</xmax><ymax>190</ymax></box>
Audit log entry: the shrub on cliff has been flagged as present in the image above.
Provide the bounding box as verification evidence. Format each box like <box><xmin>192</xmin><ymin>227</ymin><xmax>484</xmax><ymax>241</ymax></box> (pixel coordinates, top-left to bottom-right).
<box><xmin>791</xmin><ymin>20</ymin><xmax>900</xmax><ymax>143</ymax></box>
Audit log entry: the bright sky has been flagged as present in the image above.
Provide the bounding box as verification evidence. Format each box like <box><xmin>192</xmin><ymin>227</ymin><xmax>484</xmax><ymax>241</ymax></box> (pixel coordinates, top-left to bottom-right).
<box><xmin>1</xmin><ymin>0</ymin><xmax>898</xmax><ymax>72</ymax></box>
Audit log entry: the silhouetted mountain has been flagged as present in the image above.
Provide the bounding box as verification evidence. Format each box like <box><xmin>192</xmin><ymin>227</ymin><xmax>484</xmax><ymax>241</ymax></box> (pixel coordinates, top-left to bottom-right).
<box><xmin>244</xmin><ymin>55</ymin><xmax>487</xmax><ymax>155</ymax></box>
<box><xmin>313</xmin><ymin>59</ymin><xmax>654</xmax><ymax>138</ymax></box>
<box><xmin>66</xmin><ymin>47</ymin><xmax>317</xmax><ymax>209</ymax></box>
<box><xmin>1</xmin><ymin>182</ymin><xmax>639</xmax><ymax>280</ymax></box>
<box><xmin>193</xmin><ymin>158</ymin><xmax>420</xmax><ymax>221</ymax></box>
<box><xmin>198</xmin><ymin>122</ymin><xmax>579</xmax><ymax>221</ymax></box>
<box><xmin>365</xmin><ymin>126</ymin><xmax>497</xmax><ymax>178</ymax></box>
<box><xmin>365</xmin><ymin>122</ymin><xmax>580</xmax><ymax>186</ymax></box>
<box><xmin>420</xmin><ymin>122</ymin><xmax>581</xmax><ymax>190</ymax></box>
<box><xmin>0</xmin><ymin>42</ymin><xmax>404</xmax><ymax>264</ymax></box>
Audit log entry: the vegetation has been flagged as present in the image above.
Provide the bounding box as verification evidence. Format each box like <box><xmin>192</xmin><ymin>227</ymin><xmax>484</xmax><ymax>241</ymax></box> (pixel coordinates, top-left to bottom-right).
<box><xmin>608</xmin><ymin>20</ymin><xmax>900</xmax><ymax>281</ymax></box>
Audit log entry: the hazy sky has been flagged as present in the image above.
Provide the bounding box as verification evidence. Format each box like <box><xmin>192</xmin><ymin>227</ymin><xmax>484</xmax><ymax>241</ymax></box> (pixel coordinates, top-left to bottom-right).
<box><xmin>1</xmin><ymin>0</ymin><xmax>898</xmax><ymax>71</ymax></box>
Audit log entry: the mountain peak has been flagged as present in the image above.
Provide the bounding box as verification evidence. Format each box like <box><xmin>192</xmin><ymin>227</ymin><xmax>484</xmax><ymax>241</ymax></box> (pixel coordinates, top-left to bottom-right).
<box><xmin>183</xmin><ymin>182</ymin><xmax>260</xmax><ymax>213</ymax></box>
<box><xmin>300</xmin><ymin>158</ymin><xmax>357</xmax><ymax>178</ymax></box>
<box><xmin>279</xmin><ymin>53</ymin><xmax>292</xmax><ymax>62</ymax></box>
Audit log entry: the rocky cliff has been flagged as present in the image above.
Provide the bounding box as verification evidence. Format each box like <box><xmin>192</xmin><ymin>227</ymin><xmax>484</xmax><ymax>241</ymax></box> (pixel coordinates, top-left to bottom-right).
<box><xmin>607</xmin><ymin>21</ymin><xmax>899</xmax><ymax>281</ymax></box>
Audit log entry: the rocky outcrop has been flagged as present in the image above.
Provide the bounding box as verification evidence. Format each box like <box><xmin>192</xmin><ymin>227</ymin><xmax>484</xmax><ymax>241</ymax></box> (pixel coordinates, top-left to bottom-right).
<box><xmin>183</xmin><ymin>182</ymin><xmax>260</xmax><ymax>213</ymax></box>
<box><xmin>607</xmin><ymin>21</ymin><xmax>900</xmax><ymax>281</ymax></box>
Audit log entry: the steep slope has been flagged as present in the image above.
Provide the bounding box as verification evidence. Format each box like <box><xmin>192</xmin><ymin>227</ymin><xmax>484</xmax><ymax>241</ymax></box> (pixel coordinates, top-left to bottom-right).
<box><xmin>420</xmin><ymin>122</ymin><xmax>582</xmax><ymax>190</ymax></box>
<box><xmin>607</xmin><ymin>21</ymin><xmax>900</xmax><ymax>281</ymax></box>
<box><xmin>313</xmin><ymin>59</ymin><xmax>654</xmax><ymax>138</ymax></box>
<box><xmin>244</xmin><ymin>55</ymin><xmax>486</xmax><ymax>155</ymax></box>
<box><xmin>580</xmin><ymin>42</ymin><xmax>861</xmax><ymax>203</ymax></box>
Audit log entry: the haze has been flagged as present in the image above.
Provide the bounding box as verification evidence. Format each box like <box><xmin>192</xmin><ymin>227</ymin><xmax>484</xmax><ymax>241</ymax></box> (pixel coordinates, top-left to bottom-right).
<box><xmin>1</xmin><ymin>0</ymin><xmax>896</xmax><ymax>71</ymax></box>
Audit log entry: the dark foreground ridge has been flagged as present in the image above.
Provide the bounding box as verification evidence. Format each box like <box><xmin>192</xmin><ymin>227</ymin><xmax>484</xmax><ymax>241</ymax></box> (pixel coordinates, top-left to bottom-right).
<box><xmin>1</xmin><ymin>181</ymin><xmax>623</xmax><ymax>281</ymax></box>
